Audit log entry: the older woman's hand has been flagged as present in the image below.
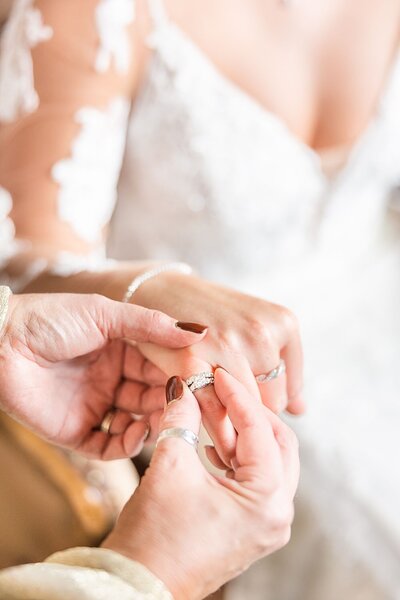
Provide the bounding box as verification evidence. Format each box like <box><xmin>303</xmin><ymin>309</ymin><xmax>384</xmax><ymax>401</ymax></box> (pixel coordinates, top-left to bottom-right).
<box><xmin>0</xmin><ymin>292</ymin><xmax>207</xmax><ymax>459</ymax></box>
<box><xmin>103</xmin><ymin>368</ymin><xmax>300</xmax><ymax>600</ymax></box>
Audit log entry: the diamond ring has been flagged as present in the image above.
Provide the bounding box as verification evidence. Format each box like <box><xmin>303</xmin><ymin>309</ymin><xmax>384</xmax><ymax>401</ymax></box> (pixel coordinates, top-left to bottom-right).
<box><xmin>185</xmin><ymin>371</ymin><xmax>215</xmax><ymax>393</ymax></box>
<box><xmin>256</xmin><ymin>359</ymin><xmax>286</xmax><ymax>383</ymax></box>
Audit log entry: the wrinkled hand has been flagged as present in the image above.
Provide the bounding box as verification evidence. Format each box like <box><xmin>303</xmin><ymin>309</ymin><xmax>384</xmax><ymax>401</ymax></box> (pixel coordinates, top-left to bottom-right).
<box><xmin>0</xmin><ymin>293</ymin><xmax>206</xmax><ymax>459</ymax></box>
<box><xmin>103</xmin><ymin>368</ymin><xmax>300</xmax><ymax>599</ymax></box>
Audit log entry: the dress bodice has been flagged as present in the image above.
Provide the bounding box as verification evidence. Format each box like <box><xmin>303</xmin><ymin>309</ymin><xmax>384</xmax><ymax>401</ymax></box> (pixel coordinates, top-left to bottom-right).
<box><xmin>108</xmin><ymin>1</ymin><xmax>400</xmax><ymax>289</ymax></box>
<box><xmin>106</xmin><ymin>3</ymin><xmax>400</xmax><ymax>596</ymax></box>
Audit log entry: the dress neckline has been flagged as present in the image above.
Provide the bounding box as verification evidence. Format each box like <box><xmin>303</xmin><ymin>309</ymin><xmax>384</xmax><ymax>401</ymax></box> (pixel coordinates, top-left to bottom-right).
<box><xmin>144</xmin><ymin>9</ymin><xmax>400</xmax><ymax>183</ymax></box>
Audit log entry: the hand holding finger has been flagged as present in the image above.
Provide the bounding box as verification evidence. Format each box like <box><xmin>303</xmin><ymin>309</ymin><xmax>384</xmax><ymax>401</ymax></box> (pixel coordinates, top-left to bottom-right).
<box><xmin>96</xmin><ymin>296</ymin><xmax>208</xmax><ymax>348</ymax></box>
<box><xmin>152</xmin><ymin>376</ymin><xmax>202</xmax><ymax>468</ymax></box>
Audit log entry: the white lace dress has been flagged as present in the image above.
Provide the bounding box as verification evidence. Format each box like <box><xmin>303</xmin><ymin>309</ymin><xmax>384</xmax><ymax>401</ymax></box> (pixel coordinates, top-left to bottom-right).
<box><xmin>1</xmin><ymin>1</ymin><xmax>400</xmax><ymax>598</ymax></box>
<box><xmin>109</xmin><ymin>5</ymin><xmax>400</xmax><ymax>599</ymax></box>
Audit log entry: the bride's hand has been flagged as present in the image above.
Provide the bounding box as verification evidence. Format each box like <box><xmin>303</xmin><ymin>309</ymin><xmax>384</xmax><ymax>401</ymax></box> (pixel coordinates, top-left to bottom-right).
<box><xmin>133</xmin><ymin>272</ymin><xmax>304</xmax><ymax>464</ymax></box>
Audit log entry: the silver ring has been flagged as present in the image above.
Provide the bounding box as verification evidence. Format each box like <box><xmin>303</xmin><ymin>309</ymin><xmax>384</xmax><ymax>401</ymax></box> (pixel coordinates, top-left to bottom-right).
<box><xmin>100</xmin><ymin>410</ymin><xmax>115</xmax><ymax>434</ymax></box>
<box><xmin>256</xmin><ymin>359</ymin><xmax>286</xmax><ymax>384</ymax></box>
<box><xmin>156</xmin><ymin>427</ymin><xmax>199</xmax><ymax>449</ymax></box>
<box><xmin>185</xmin><ymin>371</ymin><xmax>215</xmax><ymax>393</ymax></box>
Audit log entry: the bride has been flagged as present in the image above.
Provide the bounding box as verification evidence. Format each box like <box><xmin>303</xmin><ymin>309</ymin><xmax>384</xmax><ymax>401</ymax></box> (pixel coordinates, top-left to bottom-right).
<box><xmin>1</xmin><ymin>0</ymin><xmax>400</xmax><ymax>598</ymax></box>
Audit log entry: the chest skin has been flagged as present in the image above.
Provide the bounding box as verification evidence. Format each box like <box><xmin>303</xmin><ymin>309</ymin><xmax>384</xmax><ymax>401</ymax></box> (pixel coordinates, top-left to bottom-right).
<box><xmin>144</xmin><ymin>0</ymin><xmax>400</xmax><ymax>152</ymax></box>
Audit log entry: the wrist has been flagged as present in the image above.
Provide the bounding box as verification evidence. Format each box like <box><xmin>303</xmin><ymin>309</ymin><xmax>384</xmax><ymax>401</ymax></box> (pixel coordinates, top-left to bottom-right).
<box><xmin>123</xmin><ymin>263</ymin><xmax>193</xmax><ymax>307</ymax></box>
<box><xmin>102</xmin><ymin>531</ymin><xmax>195</xmax><ymax>600</ymax></box>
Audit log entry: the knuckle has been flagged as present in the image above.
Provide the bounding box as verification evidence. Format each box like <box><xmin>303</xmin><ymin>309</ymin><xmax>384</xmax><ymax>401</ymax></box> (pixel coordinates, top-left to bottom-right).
<box><xmin>145</xmin><ymin>309</ymin><xmax>164</xmax><ymax>339</ymax></box>
<box><xmin>275</xmin><ymin>424</ymin><xmax>299</xmax><ymax>451</ymax></box>
<box><xmin>216</xmin><ymin>327</ymin><xmax>242</xmax><ymax>353</ymax></box>
<box><xmin>155</xmin><ymin>444</ymin><xmax>188</xmax><ymax>473</ymax></box>
<box><xmin>279</xmin><ymin>306</ymin><xmax>299</xmax><ymax>334</ymax></box>
<box><xmin>278</xmin><ymin>525</ymin><xmax>292</xmax><ymax>548</ymax></box>
<box><xmin>269</xmin><ymin>502</ymin><xmax>294</xmax><ymax>533</ymax></box>
<box><xmin>246</xmin><ymin>318</ymin><xmax>274</xmax><ymax>346</ymax></box>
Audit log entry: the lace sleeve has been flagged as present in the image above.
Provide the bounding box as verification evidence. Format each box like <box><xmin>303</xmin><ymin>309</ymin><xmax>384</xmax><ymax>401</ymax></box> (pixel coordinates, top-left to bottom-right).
<box><xmin>0</xmin><ymin>0</ymin><xmax>138</xmax><ymax>291</ymax></box>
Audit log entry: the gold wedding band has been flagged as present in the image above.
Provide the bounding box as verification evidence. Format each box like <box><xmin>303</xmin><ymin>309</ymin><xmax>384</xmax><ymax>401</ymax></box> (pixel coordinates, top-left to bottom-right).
<box><xmin>100</xmin><ymin>410</ymin><xmax>115</xmax><ymax>434</ymax></box>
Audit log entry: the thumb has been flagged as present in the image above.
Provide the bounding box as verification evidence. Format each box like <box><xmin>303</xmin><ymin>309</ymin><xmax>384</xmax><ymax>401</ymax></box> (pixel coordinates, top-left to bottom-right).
<box><xmin>153</xmin><ymin>376</ymin><xmax>202</xmax><ymax>462</ymax></box>
<box><xmin>97</xmin><ymin>297</ymin><xmax>208</xmax><ymax>348</ymax></box>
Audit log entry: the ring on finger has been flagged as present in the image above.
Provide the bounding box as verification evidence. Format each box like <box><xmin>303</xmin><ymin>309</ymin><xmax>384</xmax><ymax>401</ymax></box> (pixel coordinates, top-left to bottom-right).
<box><xmin>156</xmin><ymin>427</ymin><xmax>199</xmax><ymax>450</ymax></box>
<box><xmin>100</xmin><ymin>409</ymin><xmax>116</xmax><ymax>434</ymax></box>
<box><xmin>185</xmin><ymin>371</ymin><xmax>215</xmax><ymax>393</ymax></box>
<box><xmin>256</xmin><ymin>359</ymin><xmax>286</xmax><ymax>384</ymax></box>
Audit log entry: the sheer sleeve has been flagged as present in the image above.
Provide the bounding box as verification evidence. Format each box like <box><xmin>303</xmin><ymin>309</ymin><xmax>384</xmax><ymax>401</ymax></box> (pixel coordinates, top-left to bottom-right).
<box><xmin>0</xmin><ymin>0</ymin><xmax>141</xmax><ymax>292</ymax></box>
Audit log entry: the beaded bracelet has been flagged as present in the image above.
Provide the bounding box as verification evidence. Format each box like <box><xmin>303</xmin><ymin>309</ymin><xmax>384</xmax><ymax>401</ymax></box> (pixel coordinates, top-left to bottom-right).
<box><xmin>123</xmin><ymin>262</ymin><xmax>193</xmax><ymax>303</ymax></box>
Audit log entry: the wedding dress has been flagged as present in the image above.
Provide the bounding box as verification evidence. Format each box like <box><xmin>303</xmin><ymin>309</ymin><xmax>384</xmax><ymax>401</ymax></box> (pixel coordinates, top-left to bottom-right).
<box><xmin>1</xmin><ymin>0</ymin><xmax>399</xmax><ymax>598</ymax></box>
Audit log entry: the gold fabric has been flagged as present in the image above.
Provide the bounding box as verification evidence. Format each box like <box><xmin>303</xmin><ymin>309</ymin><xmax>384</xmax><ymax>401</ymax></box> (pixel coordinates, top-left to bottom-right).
<box><xmin>0</xmin><ymin>413</ymin><xmax>113</xmax><ymax>569</ymax></box>
<box><xmin>0</xmin><ymin>547</ymin><xmax>173</xmax><ymax>599</ymax></box>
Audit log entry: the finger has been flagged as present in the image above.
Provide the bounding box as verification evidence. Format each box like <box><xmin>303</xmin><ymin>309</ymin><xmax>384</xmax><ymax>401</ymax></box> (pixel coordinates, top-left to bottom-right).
<box><xmin>260</xmin><ymin>409</ymin><xmax>300</xmax><ymax>496</ymax></box>
<box><xmin>279</xmin><ymin>319</ymin><xmax>304</xmax><ymax>414</ymax></box>
<box><xmin>116</xmin><ymin>381</ymin><xmax>165</xmax><ymax>415</ymax></box>
<box><xmin>258</xmin><ymin>370</ymin><xmax>288</xmax><ymax>414</ymax></box>
<box><xmin>204</xmin><ymin>445</ymin><xmax>227</xmax><ymax>471</ymax></box>
<box><xmin>80</xmin><ymin>420</ymin><xmax>150</xmax><ymax>460</ymax></box>
<box><xmin>138</xmin><ymin>345</ymin><xmax>237</xmax><ymax>465</ymax></box>
<box><xmin>123</xmin><ymin>344</ymin><xmax>168</xmax><ymax>385</ymax></box>
<box><xmin>214</xmin><ymin>368</ymin><xmax>282</xmax><ymax>486</ymax></box>
<box><xmin>146</xmin><ymin>409</ymin><xmax>163</xmax><ymax>443</ymax></box>
<box><xmin>99</xmin><ymin>298</ymin><xmax>208</xmax><ymax>347</ymax></box>
<box><xmin>196</xmin><ymin>385</ymin><xmax>237</xmax><ymax>466</ymax></box>
<box><xmin>153</xmin><ymin>376</ymin><xmax>202</xmax><ymax>464</ymax></box>
<box><xmin>108</xmin><ymin>409</ymin><xmax>136</xmax><ymax>435</ymax></box>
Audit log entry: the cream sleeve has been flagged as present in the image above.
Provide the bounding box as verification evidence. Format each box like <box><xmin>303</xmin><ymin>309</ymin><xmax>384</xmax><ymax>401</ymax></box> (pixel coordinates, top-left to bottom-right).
<box><xmin>0</xmin><ymin>547</ymin><xmax>173</xmax><ymax>600</ymax></box>
<box><xmin>0</xmin><ymin>0</ymin><xmax>142</xmax><ymax>292</ymax></box>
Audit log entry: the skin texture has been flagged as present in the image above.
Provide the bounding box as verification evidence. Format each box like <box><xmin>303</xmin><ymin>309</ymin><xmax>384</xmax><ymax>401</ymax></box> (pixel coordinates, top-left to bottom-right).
<box><xmin>0</xmin><ymin>293</ymin><xmax>207</xmax><ymax>459</ymax></box>
<box><xmin>104</xmin><ymin>368</ymin><xmax>300</xmax><ymax>600</ymax></box>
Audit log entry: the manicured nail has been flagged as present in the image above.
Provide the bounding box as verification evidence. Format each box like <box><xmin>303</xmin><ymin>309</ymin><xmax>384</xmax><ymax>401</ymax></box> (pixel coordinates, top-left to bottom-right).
<box><xmin>175</xmin><ymin>321</ymin><xmax>208</xmax><ymax>334</ymax></box>
<box><xmin>166</xmin><ymin>376</ymin><xmax>184</xmax><ymax>405</ymax></box>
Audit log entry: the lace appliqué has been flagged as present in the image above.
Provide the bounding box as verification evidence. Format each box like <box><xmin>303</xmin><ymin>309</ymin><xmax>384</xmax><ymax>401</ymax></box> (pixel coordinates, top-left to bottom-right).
<box><xmin>49</xmin><ymin>250</ymin><xmax>117</xmax><ymax>278</ymax></box>
<box><xmin>0</xmin><ymin>0</ymin><xmax>52</xmax><ymax>123</ymax></box>
<box><xmin>0</xmin><ymin>187</ymin><xmax>20</xmax><ymax>270</ymax></box>
<box><xmin>52</xmin><ymin>97</ymin><xmax>131</xmax><ymax>244</ymax></box>
<box><xmin>0</xmin><ymin>187</ymin><xmax>46</xmax><ymax>290</ymax></box>
<box><xmin>95</xmin><ymin>0</ymin><xmax>135</xmax><ymax>73</ymax></box>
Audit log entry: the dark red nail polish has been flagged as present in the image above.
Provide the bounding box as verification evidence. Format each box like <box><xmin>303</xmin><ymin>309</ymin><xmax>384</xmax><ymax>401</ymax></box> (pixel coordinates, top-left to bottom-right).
<box><xmin>175</xmin><ymin>321</ymin><xmax>208</xmax><ymax>334</ymax></box>
<box><xmin>166</xmin><ymin>376</ymin><xmax>184</xmax><ymax>405</ymax></box>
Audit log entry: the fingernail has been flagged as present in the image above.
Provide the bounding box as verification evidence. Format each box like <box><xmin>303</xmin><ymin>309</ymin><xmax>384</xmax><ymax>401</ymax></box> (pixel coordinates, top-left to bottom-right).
<box><xmin>230</xmin><ymin>457</ymin><xmax>239</xmax><ymax>471</ymax></box>
<box><xmin>175</xmin><ymin>321</ymin><xmax>208</xmax><ymax>334</ymax></box>
<box><xmin>166</xmin><ymin>376</ymin><xmax>184</xmax><ymax>405</ymax></box>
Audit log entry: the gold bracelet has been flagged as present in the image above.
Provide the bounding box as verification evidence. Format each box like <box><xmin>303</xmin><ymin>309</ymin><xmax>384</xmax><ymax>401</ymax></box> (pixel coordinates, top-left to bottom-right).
<box><xmin>0</xmin><ymin>286</ymin><xmax>12</xmax><ymax>337</ymax></box>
